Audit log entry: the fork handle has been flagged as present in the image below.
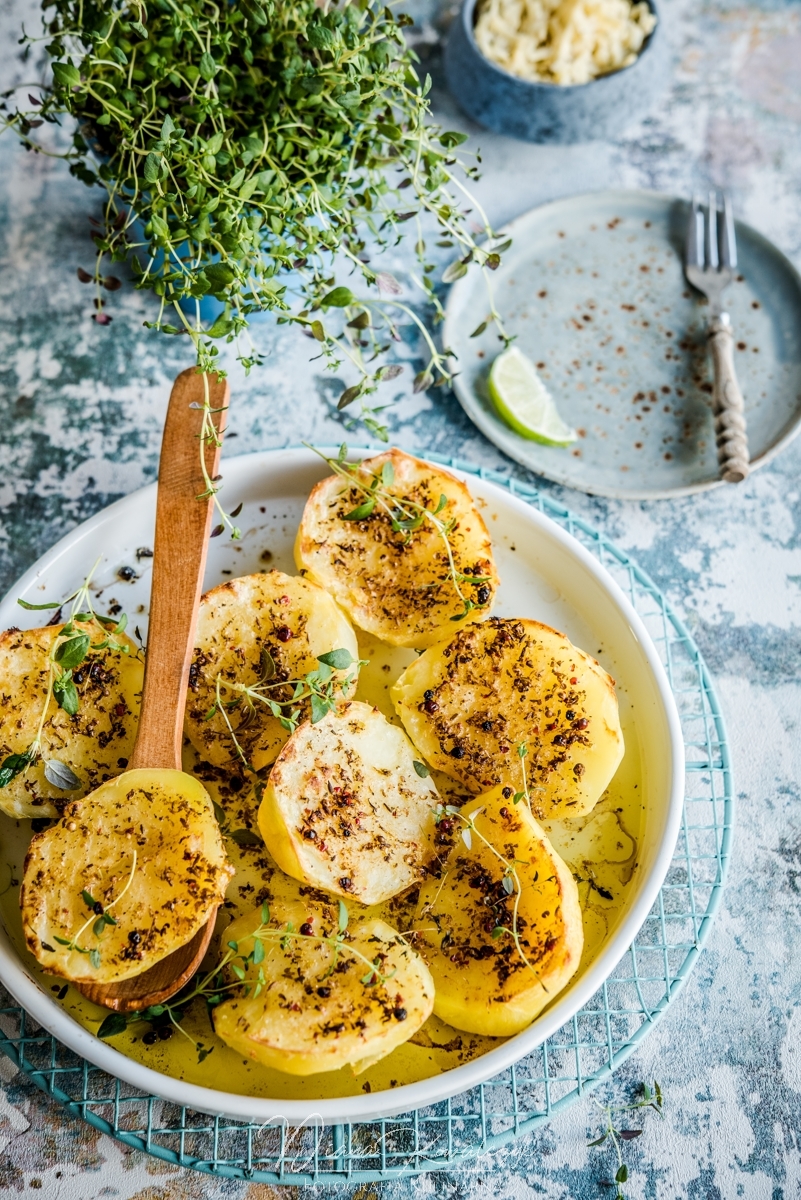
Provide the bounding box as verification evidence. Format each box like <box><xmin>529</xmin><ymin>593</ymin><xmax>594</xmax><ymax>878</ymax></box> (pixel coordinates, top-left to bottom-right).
<box><xmin>708</xmin><ymin>315</ymin><xmax>750</xmax><ymax>484</ymax></box>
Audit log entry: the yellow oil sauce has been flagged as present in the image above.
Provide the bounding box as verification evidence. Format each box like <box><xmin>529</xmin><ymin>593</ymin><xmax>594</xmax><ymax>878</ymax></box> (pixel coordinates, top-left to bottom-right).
<box><xmin>0</xmin><ymin>631</ymin><xmax>642</xmax><ymax>1102</ymax></box>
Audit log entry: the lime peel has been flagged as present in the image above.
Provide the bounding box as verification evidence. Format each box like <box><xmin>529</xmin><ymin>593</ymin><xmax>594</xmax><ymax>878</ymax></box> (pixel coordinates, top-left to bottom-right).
<box><xmin>489</xmin><ymin>346</ymin><xmax>577</xmax><ymax>447</ymax></box>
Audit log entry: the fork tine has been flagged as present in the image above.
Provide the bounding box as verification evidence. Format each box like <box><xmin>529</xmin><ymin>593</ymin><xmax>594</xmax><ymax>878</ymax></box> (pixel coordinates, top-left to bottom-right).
<box><xmin>719</xmin><ymin>193</ymin><xmax>737</xmax><ymax>270</ymax></box>
<box><xmin>706</xmin><ymin>191</ymin><xmax>719</xmax><ymax>270</ymax></box>
<box><xmin>686</xmin><ymin>195</ymin><xmax>704</xmax><ymax>267</ymax></box>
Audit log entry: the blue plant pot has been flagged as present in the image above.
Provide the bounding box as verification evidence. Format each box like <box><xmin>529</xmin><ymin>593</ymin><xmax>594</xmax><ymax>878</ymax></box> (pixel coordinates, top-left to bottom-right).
<box><xmin>444</xmin><ymin>0</ymin><xmax>668</xmax><ymax>144</ymax></box>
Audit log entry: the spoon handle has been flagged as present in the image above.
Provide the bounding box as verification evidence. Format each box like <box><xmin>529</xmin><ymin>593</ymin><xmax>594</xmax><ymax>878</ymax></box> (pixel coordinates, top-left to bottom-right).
<box><xmin>130</xmin><ymin>369</ymin><xmax>230</xmax><ymax>771</ymax></box>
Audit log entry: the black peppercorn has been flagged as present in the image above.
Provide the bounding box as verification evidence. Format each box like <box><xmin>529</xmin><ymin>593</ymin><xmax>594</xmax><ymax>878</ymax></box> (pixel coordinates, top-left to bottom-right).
<box><xmin>502</xmin><ymin>786</ymin><xmax>513</xmax><ymax>799</ymax></box>
<box><xmin>450</xmin><ymin>745</ymin><xmax>465</xmax><ymax>759</ymax></box>
<box><xmin>424</xmin><ymin>689</ymin><xmax>434</xmax><ymax>700</ymax></box>
<box><xmin>481</xmin><ymin>720</ymin><xmax>493</xmax><ymax>731</ymax></box>
<box><xmin>142</xmin><ymin>1030</ymin><xmax>158</xmax><ymax>1045</ymax></box>
<box><xmin>393</xmin><ymin>1007</ymin><xmax>408</xmax><ymax>1021</ymax></box>
<box><xmin>93</xmin><ymin>902</ymin><xmax>104</xmax><ymax>915</ymax></box>
<box><xmin>317</xmin><ymin>986</ymin><xmax>331</xmax><ymax>998</ymax></box>
<box><xmin>300</xmin><ymin>922</ymin><xmax>314</xmax><ymax>936</ymax></box>
<box><xmin>117</xmin><ymin>565</ymin><xmax>137</xmax><ymax>581</ymax></box>
<box><xmin>276</xmin><ymin>625</ymin><xmax>292</xmax><ymax>642</ymax></box>
<box><xmin>128</xmin><ymin>930</ymin><xmax>141</xmax><ymax>945</ymax></box>
<box><xmin>476</xmin><ymin>585</ymin><xmax>490</xmax><ymax>605</ymax></box>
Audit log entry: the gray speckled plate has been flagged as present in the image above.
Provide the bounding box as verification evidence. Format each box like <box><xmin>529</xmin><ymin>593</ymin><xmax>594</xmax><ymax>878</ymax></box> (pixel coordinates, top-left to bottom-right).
<box><xmin>443</xmin><ymin>189</ymin><xmax>801</xmax><ymax>499</ymax></box>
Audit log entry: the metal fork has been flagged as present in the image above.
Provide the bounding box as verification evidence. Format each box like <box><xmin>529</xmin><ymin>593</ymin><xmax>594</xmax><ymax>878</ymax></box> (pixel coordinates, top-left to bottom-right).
<box><xmin>684</xmin><ymin>192</ymin><xmax>750</xmax><ymax>483</ymax></box>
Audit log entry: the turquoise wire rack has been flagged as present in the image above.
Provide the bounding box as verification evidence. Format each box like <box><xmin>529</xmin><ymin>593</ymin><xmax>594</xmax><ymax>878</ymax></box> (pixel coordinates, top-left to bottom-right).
<box><xmin>0</xmin><ymin>459</ymin><xmax>732</xmax><ymax>1185</ymax></box>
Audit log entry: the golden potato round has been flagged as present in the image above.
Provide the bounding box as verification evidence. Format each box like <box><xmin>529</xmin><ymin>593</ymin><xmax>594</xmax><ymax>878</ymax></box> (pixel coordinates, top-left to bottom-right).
<box><xmin>21</xmin><ymin>769</ymin><xmax>234</xmax><ymax>984</ymax></box>
<box><xmin>412</xmin><ymin>786</ymin><xmax>583</xmax><ymax>1037</ymax></box>
<box><xmin>0</xmin><ymin>624</ymin><xmax>143</xmax><ymax>820</ymax></box>
<box><xmin>257</xmin><ymin>701</ymin><xmax>439</xmax><ymax>906</ymax></box>
<box><xmin>391</xmin><ymin>617</ymin><xmax>624</xmax><ymax>819</ymax></box>
<box><xmin>184</xmin><ymin>570</ymin><xmax>359</xmax><ymax>769</ymax></box>
<box><xmin>212</xmin><ymin>898</ymin><xmax>434</xmax><ymax>1076</ymax></box>
<box><xmin>295</xmin><ymin>448</ymin><xmax>499</xmax><ymax>648</ymax></box>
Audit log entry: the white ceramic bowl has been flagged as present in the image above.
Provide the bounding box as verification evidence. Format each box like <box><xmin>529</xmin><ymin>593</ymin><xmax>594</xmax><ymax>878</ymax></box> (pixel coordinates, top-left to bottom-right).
<box><xmin>0</xmin><ymin>448</ymin><xmax>684</xmax><ymax>1123</ymax></box>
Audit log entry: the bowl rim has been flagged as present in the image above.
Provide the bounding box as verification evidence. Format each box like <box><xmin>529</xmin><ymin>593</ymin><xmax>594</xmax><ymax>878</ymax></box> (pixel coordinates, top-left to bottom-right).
<box><xmin>457</xmin><ymin>0</ymin><xmax>661</xmax><ymax>93</ymax></box>
<box><xmin>0</xmin><ymin>446</ymin><xmax>685</xmax><ymax>1125</ymax></box>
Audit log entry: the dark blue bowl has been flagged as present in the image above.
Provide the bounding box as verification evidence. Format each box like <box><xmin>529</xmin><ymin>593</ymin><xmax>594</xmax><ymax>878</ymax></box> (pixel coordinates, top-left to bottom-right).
<box><xmin>444</xmin><ymin>0</ymin><xmax>667</xmax><ymax>144</ymax></box>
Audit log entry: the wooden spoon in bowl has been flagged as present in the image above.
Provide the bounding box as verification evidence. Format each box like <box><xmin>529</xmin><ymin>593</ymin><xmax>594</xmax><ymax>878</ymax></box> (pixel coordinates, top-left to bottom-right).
<box><xmin>21</xmin><ymin>369</ymin><xmax>235</xmax><ymax>1012</ymax></box>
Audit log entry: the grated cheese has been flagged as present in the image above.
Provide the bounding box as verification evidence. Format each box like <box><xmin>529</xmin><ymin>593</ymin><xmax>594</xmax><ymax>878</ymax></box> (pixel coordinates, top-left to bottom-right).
<box><xmin>473</xmin><ymin>0</ymin><xmax>657</xmax><ymax>86</ymax></box>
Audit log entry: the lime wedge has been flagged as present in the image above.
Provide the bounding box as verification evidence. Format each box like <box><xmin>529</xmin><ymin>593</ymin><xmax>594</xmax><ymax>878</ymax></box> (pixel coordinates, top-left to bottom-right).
<box><xmin>488</xmin><ymin>346</ymin><xmax>577</xmax><ymax>446</ymax></box>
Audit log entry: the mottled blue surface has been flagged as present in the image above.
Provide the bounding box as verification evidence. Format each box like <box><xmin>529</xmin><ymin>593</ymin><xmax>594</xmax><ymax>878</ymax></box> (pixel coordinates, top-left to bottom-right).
<box><xmin>1</xmin><ymin>0</ymin><xmax>801</xmax><ymax>1196</ymax></box>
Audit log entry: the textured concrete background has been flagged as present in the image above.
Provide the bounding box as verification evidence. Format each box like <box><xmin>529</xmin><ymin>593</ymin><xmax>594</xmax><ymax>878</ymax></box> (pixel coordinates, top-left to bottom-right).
<box><xmin>1</xmin><ymin>0</ymin><xmax>801</xmax><ymax>1196</ymax></box>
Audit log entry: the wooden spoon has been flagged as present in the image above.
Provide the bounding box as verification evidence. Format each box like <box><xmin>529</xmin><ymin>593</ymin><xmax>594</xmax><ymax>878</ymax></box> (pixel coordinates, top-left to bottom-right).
<box><xmin>75</xmin><ymin>368</ymin><xmax>230</xmax><ymax>1011</ymax></box>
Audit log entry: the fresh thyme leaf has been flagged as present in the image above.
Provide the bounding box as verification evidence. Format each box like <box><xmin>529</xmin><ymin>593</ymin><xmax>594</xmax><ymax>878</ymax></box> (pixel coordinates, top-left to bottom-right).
<box><xmin>228</xmin><ymin>829</ymin><xmax>262</xmax><ymax>847</ymax></box>
<box><xmin>323</xmin><ymin>287</ymin><xmax>355</xmax><ymax>308</ymax></box>
<box><xmin>310</xmin><ymin>692</ymin><xmax>331</xmax><ymax>725</ymax></box>
<box><xmin>43</xmin><ymin>759</ymin><xmax>81</xmax><ymax>790</ymax></box>
<box><xmin>338</xmin><ymin>900</ymin><xmax>349</xmax><ymax>933</ymax></box>
<box><xmin>0</xmin><ymin>750</ymin><xmax>36</xmax><ymax>789</ymax></box>
<box><xmin>261</xmin><ymin>902</ymin><xmax>270</xmax><ymax>924</ymax></box>
<box><xmin>97</xmin><ymin>1012</ymin><xmax>128</xmax><ymax>1039</ymax></box>
<box><xmin>54</xmin><ymin>634</ymin><xmax>91</xmax><ymax>670</ymax></box>
<box><xmin>17</xmin><ymin>598</ymin><xmax>64</xmax><ymax>611</ymax></box>
<box><xmin>412</xmin><ymin>760</ymin><xmax>430</xmax><ymax>778</ymax></box>
<box><xmin>317</xmin><ymin>648</ymin><xmax>354</xmax><ymax>670</ymax></box>
<box><xmin>252</xmin><ymin>937</ymin><xmax>265</xmax><ymax>966</ymax></box>
<box><xmin>259</xmin><ymin>647</ymin><xmax>277</xmax><ymax>681</ymax></box>
<box><xmin>89</xmin><ymin>948</ymin><xmax>101</xmax><ymax>969</ymax></box>
<box><xmin>81</xmin><ymin>890</ymin><xmax>96</xmax><ymax>908</ymax></box>
<box><xmin>342</xmin><ymin>498</ymin><xmax>376</xmax><ymax>521</ymax></box>
<box><xmin>53</xmin><ymin>935</ymin><xmax>73</xmax><ymax>946</ymax></box>
<box><xmin>197</xmin><ymin>1045</ymin><xmax>214</xmax><ymax>1064</ymax></box>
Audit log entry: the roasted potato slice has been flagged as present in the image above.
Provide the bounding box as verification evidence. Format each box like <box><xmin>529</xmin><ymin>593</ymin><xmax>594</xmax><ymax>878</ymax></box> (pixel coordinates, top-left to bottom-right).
<box><xmin>184</xmin><ymin>570</ymin><xmax>359</xmax><ymax>768</ymax></box>
<box><xmin>21</xmin><ymin>769</ymin><xmax>234</xmax><ymax>984</ymax></box>
<box><xmin>212</xmin><ymin>898</ymin><xmax>434</xmax><ymax>1075</ymax></box>
<box><xmin>412</xmin><ymin>785</ymin><xmax>583</xmax><ymax>1036</ymax></box>
<box><xmin>257</xmin><ymin>700</ymin><xmax>439</xmax><ymax>905</ymax></box>
<box><xmin>0</xmin><ymin>624</ymin><xmax>143</xmax><ymax>820</ymax></box>
<box><xmin>392</xmin><ymin>617</ymin><xmax>624</xmax><ymax>819</ymax></box>
<box><xmin>295</xmin><ymin>448</ymin><xmax>499</xmax><ymax>648</ymax></box>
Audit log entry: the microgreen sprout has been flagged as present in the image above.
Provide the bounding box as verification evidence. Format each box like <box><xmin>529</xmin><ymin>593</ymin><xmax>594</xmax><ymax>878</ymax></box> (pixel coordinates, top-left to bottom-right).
<box><xmin>95</xmin><ymin>899</ymin><xmax>396</xmax><ymax>1060</ymax></box>
<box><xmin>432</xmin><ymin>803</ymin><xmax>544</xmax><ymax>988</ymax></box>
<box><xmin>588</xmin><ymin>1081</ymin><xmax>664</xmax><ymax>1198</ymax></box>
<box><xmin>209</xmin><ymin>646</ymin><xmax>365</xmax><ymax>767</ymax></box>
<box><xmin>0</xmin><ymin>563</ymin><xmax>131</xmax><ymax>791</ymax></box>
<box><xmin>311</xmin><ymin>444</ymin><xmax>493</xmax><ymax>622</ymax></box>
<box><xmin>51</xmin><ymin>849</ymin><xmax>138</xmax><ymax>970</ymax></box>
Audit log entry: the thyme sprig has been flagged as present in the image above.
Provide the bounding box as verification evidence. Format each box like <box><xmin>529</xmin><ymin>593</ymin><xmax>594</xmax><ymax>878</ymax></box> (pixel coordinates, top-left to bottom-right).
<box><xmin>51</xmin><ymin>850</ymin><xmax>138</xmax><ymax>970</ymax></box>
<box><xmin>313</xmin><ymin>443</ymin><xmax>493</xmax><ymax>622</ymax></box>
<box><xmin>0</xmin><ymin>564</ymin><xmax>131</xmax><ymax>792</ymax></box>
<box><xmin>588</xmin><ymin>1081</ymin><xmax>664</xmax><ymax>1198</ymax></box>
<box><xmin>209</xmin><ymin>646</ymin><xmax>364</xmax><ymax>767</ymax></box>
<box><xmin>96</xmin><ymin>899</ymin><xmax>396</xmax><ymax>1060</ymax></box>
<box><xmin>432</xmin><ymin>803</ymin><xmax>544</xmax><ymax>988</ymax></box>
<box><xmin>2</xmin><ymin>0</ymin><xmax>512</xmax><ymax>448</ymax></box>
